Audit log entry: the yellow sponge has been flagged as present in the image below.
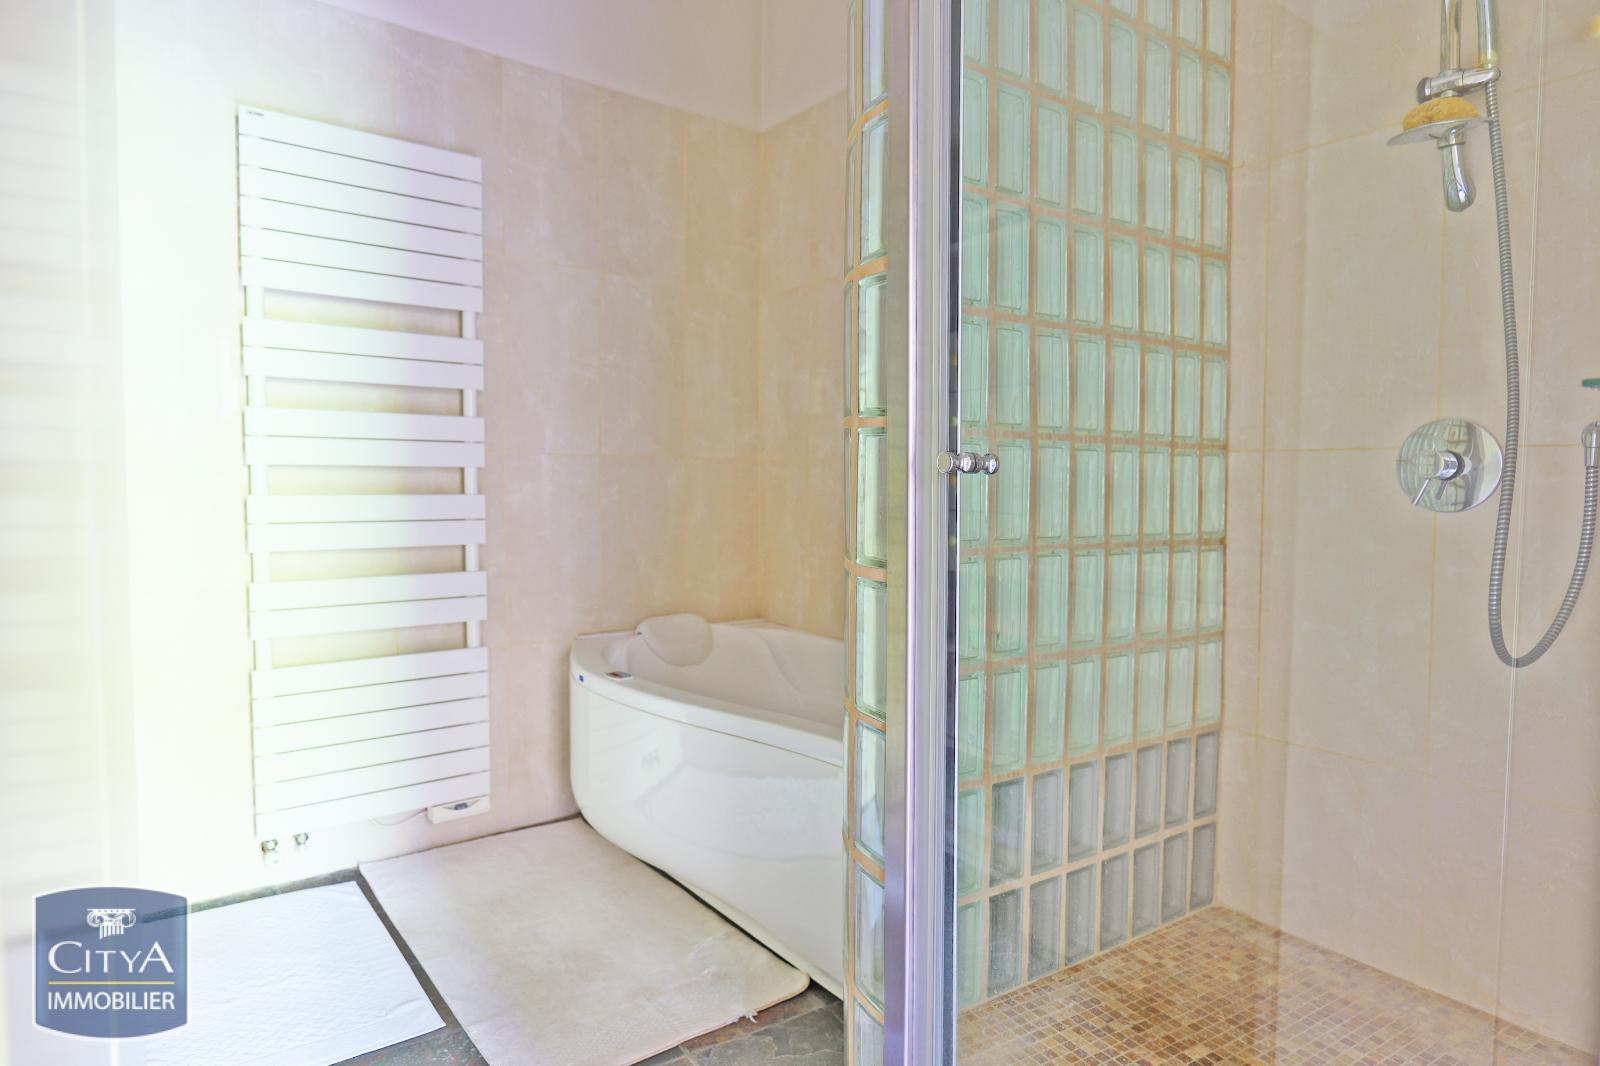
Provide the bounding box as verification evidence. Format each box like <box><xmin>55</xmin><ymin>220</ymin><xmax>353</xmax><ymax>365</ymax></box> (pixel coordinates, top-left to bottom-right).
<box><xmin>1402</xmin><ymin>96</ymin><xmax>1481</xmax><ymax>130</ymax></box>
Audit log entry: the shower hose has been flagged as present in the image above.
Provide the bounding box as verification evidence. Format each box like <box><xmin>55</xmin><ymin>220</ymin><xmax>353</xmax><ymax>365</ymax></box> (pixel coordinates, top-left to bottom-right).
<box><xmin>1483</xmin><ymin>81</ymin><xmax>1600</xmax><ymax>667</ymax></box>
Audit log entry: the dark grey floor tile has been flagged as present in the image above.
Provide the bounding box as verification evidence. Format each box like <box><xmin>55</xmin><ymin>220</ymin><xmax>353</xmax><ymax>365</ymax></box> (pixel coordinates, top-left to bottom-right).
<box><xmin>680</xmin><ymin>984</ymin><xmax>831</xmax><ymax>1051</ymax></box>
<box><xmin>634</xmin><ymin>1049</ymin><xmax>687</xmax><ymax>1064</ymax></box>
<box><xmin>685</xmin><ymin>1002</ymin><xmax>846</xmax><ymax>1066</ymax></box>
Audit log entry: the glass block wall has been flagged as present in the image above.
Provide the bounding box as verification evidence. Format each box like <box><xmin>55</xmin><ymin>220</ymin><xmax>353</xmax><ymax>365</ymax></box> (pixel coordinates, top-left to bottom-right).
<box><xmin>844</xmin><ymin>0</ymin><xmax>889</xmax><ymax>1062</ymax></box>
<box><xmin>955</xmin><ymin>0</ymin><xmax>1232</xmax><ymax>1006</ymax></box>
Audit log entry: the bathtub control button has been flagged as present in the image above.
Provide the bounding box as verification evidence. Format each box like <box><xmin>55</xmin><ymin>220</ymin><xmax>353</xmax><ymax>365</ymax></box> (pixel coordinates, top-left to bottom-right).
<box><xmin>937</xmin><ymin>450</ymin><xmax>1000</xmax><ymax>476</ymax></box>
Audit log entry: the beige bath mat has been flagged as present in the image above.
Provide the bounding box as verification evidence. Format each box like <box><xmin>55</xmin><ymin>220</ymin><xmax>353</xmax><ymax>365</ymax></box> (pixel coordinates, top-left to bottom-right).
<box><xmin>359</xmin><ymin>818</ymin><xmax>808</xmax><ymax>1065</ymax></box>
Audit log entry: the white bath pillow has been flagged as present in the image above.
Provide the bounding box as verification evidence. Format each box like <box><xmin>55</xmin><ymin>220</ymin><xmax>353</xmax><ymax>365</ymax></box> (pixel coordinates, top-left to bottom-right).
<box><xmin>635</xmin><ymin>613</ymin><xmax>714</xmax><ymax>667</ymax></box>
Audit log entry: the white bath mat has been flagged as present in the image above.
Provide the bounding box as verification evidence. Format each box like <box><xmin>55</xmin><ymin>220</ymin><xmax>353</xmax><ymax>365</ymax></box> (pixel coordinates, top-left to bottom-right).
<box><xmin>359</xmin><ymin>818</ymin><xmax>808</xmax><ymax>1066</ymax></box>
<box><xmin>123</xmin><ymin>881</ymin><xmax>442</xmax><ymax>1066</ymax></box>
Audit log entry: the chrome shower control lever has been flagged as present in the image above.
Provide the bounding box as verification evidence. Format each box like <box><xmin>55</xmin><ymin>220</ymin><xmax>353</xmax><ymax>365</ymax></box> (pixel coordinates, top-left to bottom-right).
<box><xmin>1397</xmin><ymin>418</ymin><xmax>1503</xmax><ymax>513</ymax></box>
<box><xmin>937</xmin><ymin>450</ymin><xmax>999</xmax><ymax>476</ymax></box>
<box><xmin>1413</xmin><ymin>449</ymin><xmax>1466</xmax><ymax>505</ymax></box>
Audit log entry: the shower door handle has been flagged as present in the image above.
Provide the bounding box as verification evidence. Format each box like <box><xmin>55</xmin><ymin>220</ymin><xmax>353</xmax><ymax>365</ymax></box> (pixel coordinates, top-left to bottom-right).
<box><xmin>937</xmin><ymin>451</ymin><xmax>999</xmax><ymax>476</ymax></box>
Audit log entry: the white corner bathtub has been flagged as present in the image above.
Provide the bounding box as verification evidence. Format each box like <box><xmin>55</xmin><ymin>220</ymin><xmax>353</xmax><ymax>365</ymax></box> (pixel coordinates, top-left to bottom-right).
<box><xmin>569</xmin><ymin>620</ymin><xmax>844</xmax><ymax>995</ymax></box>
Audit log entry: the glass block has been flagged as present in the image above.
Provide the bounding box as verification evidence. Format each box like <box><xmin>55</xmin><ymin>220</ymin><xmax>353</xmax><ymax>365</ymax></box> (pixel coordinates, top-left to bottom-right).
<box><xmin>1142</xmin><ymin>450</ymin><xmax>1171</xmax><ymax>538</ymax></box>
<box><xmin>994</xmin><ymin>554</ymin><xmax>1029</xmax><ymax>655</ymax></box>
<box><xmin>857</xmin><ymin>721</ymin><xmax>886</xmax><ymax>861</ymax></box>
<box><xmin>993</xmin><ymin>667</ymin><xmax>1028</xmax><ymax>775</ymax></box>
<box><xmin>856</xmin><ymin>578</ymin><xmax>887</xmax><ymax>716</ymax></box>
<box><xmin>1036</xmin><ymin>217</ymin><xmax>1068</xmax><ymax>320</ymax></box>
<box><xmin>1067</xmin><ymin>761</ymin><xmax>1099</xmax><ymax>862</ymax></box>
<box><xmin>1108</xmin><ymin>20</ymin><xmax>1138</xmax><ymax>119</ymax></box>
<box><xmin>959</xmin><ymin>438</ymin><xmax>989</xmax><ymax>545</ymax></box>
<box><xmin>1100</xmin><ymin>854</ymin><xmax>1129</xmax><ymax>950</ymax></box>
<box><xmin>1202</xmin><ymin>355</ymin><xmax>1228</xmax><ymax>441</ymax></box>
<box><xmin>1036</xmin><ymin>551</ymin><xmax>1069</xmax><ymax>652</ymax></box>
<box><xmin>957</xmin><ymin>901</ymin><xmax>983</xmax><ymax>1005</ymax></box>
<box><xmin>1175</xmin><ymin>153</ymin><xmax>1202</xmax><ymax>243</ymax></box>
<box><xmin>1162</xmin><ymin>832</ymin><xmax>1189</xmax><ymax>922</ymax></box>
<box><xmin>1174</xmin><ymin>254</ymin><xmax>1201</xmax><ymax>342</ymax></box>
<box><xmin>859</xmin><ymin>275</ymin><xmax>887</xmax><ymax>415</ymax></box>
<box><xmin>1073</xmin><ymin>337</ymin><xmax>1105</xmax><ymax>432</ymax></box>
<box><xmin>1176</xmin><ymin>0</ymin><xmax>1202</xmax><ymax>44</ymax></box>
<box><xmin>1174</xmin><ymin>450</ymin><xmax>1200</xmax><ymax>536</ymax></box>
<box><xmin>1137</xmin><ymin>649</ymin><xmax>1166</xmax><ymax>743</ymax></box>
<box><xmin>1143</xmin><ymin>38</ymin><xmax>1170</xmax><ymax>132</ymax></box>
<box><xmin>856</xmin><ymin>1003</ymin><xmax>885</xmax><ymax>1066</ymax></box>
<box><xmin>1109</xmin><ymin>448</ymin><xmax>1140</xmax><ymax>539</ymax></box>
<box><xmin>847</xmin><ymin>138</ymin><xmax>860</xmax><ymax>268</ymax></box>
<box><xmin>995</xmin><ymin>441</ymin><xmax>1030</xmax><ymax>544</ymax></box>
<box><xmin>1073</xmin><ymin>119</ymin><xmax>1103</xmax><ymax>217</ymax></box>
<box><xmin>1072</xmin><ymin>7</ymin><xmax>1102</xmax><ymax>108</ymax></box>
<box><xmin>1104</xmin><ymin>753</ymin><xmax>1133</xmax><ymax>848</ymax></box>
<box><xmin>1174</xmin><ymin>351</ymin><xmax>1202</xmax><ymax>440</ymax></box>
<box><xmin>1037</xmin><ymin>444</ymin><xmax>1070</xmax><ymax>541</ymax></box>
<box><xmin>1037</xmin><ymin>102</ymin><xmax>1069</xmax><ymax>208</ymax></box>
<box><xmin>959</xmin><ymin>558</ymin><xmax>986</xmax><ymax>661</ymax></box>
<box><xmin>862</xmin><ymin>115</ymin><xmax>888</xmax><ymax>259</ymax></box>
<box><xmin>856</xmin><ymin>429</ymin><xmax>886</xmax><ymax>567</ymax></box>
<box><xmin>1028</xmin><ymin>877</ymin><xmax>1062</xmax><ymax>979</ymax></box>
<box><xmin>1073</xmin><ymin>228</ymin><xmax>1105</xmax><ymax>325</ymax></box>
<box><xmin>1038</xmin><ymin>332</ymin><xmax>1070</xmax><ymax>430</ymax></box>
<box><xmin>1073</xmin><ymin>445</ymin><xmax>1105</xmax><ymax>540</ymax></box>
<box><xmin>1135</xmin><ymin>744</ymin><xmax>1163</xmax><ymax>835</ymax></box>
<box><xmin>1037</xmin><ymin>0</ymin><xmax>1067</xmax><ymax>93</ymax></box>
<box><xmin>989</xmin><ymin>888</ymin><xmax>1023</xmax><ymax>995</ymax></box>
<box><xmin>963</xmin><ymin>0</ymin><xmax>989</xmax><ymax>63</ymax></box>
<box><xmin>961</xmin><ymin>72</ymin><xmax>989</xmax><ymax>186</ymax></box>
<box><xmin>959</xmin><ymin>673</ymin><xmax>985</xmax><ymax>780</ymax></box>
<box><xmin>1144</xmin><ymin>141</ymin><xmax>1171</xmax><ymax>233</ymax></box>
<box><xmin>1109</xmin><ymin>129</ymin><xmax>1138</xmax><ymax>226</ymax></box>
<box><xmin>1206</xmin><ymin>64</ymin><xmax>1232</xmax><ymax>156</ymax></box>
<box><xmin>1067</xmin><ymin>657</ymin><xmax>1101</xmax><ymax>755</ymax></box>
<box><xmin>995</xmin><ymin>323</ymin><xmax>1029</xmax><ymax>426</ymax></box>
<box><xmin>1192</xmin><ymin>823</ymin><xmax>1216</xmax><ymax>907</ymax></box>
<box><xmin>1206</xmin><ymin>0</ymin><xmax>1231</xmax><ymax>56</ymax></box>
<box><xmin>1105</xmin><ymin>651</ymin><xmax>1135</xmax><ymax>743</ymax></box>
<box><xmin>1195</xmin><ymin>731</ymin><xmax>1220</xmax><ymax>817</ymax></box>
<box><xmin>996</xmin><ymin>0</ymin><xmax>1030</xmax><ymax>76</ymax></box>
<box><xmin>1165</xmin><ymin>736</ymin><xmax>1193</xmax><ymax>819</ymax></box>
<box><xmin>863</xmin><ymin>0</ymin><xmax>887</xmax><ymax>101</ymax></box>
<box><xmin>1070</xmin><ymin>551</ymin><xmax>1105</xmax><ymax>646</ymax></box>
<box><xmin>1143</xmin><ymin>244</ymin><xmax>1171</xmax><ymax>335</ymax></box>
<box><xmin>1167</xmin><ymin>644</ymin><xmax>1195</xmax><ymax>733</ymax></box>
<box><xmin>1197</xmin><ymin>639</ymin><xmax>1222</xmax><ymax>724</ymax></box>
<box><xmin>1175</xmin><ymin>50</ymin><xmax>1202</xmax><ymax>143</ymax></box>
<box><xmin>961</xmin><ymin>318</ymin><xmax>988</xmax><ymax>426</ymax></box>
<box><xmin>991</xmin><ymin>779</ymin><xmax>1026</xmax><ymax>884</ymax></box>
<box><xmin>1111</xmin><ymin>341</ymin><xmax>1141</xmax><ymax>435</ymax></box>
<box><xmin>1107</xmin><ymin>551</ymin><xmax>1137</xmax><ymax>642</ymax></box>
<box><xmin>1203</xmin><ymin>258</ymin><xmax>1228</xmax><ymax>346</ymax></box>
<box><xmin>1147</xmin><ymin>0</ymin><xmax>1172</xmax><ymax>31</ymax></box>
<box><xmin>957</xmin><ymin>786</ymin><xmax>984</xmax><ymax>894</ymax></box>
<box><xmin>1144</xmin><ymin>347</ymin><xmax>1173</xmax><ymax>437</ymax></box>
<box><xmin>1110</xmin><ymin>0</ymin><xmax>1136</xmax><ymax>14</ymax></box>
<box><xmin>1033</xmin><ymin>661</ymin><xmax>1067</xmax><ymax>763</ymax></box>
<box><xmin>961</xmin><ymin>194</ymin><xmax>989</xmax><ymax>306</ymax></box>
<box><xmin>1199</xmin><ymin>546</ymin><xmax>1224</xmax><ymax>629</ymax></box>
<box><xmin>1203</xmin><ymin>163</ymin><xmax>1228</xmax><ymax>249</ymax></box>
<box><xmin>1202</xmin><ymin>453</ymin><xmax>1227</xmax><ymax>535</ymax></box>
<box><xmin>855</xmin><ymin>863</ymin><xmax>886</xmax><ymax>1005</ymax></box>
<box><xmin>1109</xmin><ymin>236</ymin><xmax>1139</xmax><ymax>331</ymax></box>
<box><xmin>1139</xmin><ymin>550</ymin><xmax>1169</xmax><ymax>637</ymax></box>
<box><xmin>1132</xmin><ymin>842</ymin><xmax>1160</xmax><ymax>934</ymax></box>
<box><xmin>1170</xmin><ymin>547</ymin><xmax>1198</xmax><ymax>633</ymax></box>
<box><xmin>1065</xmin><ymin>865</ymin><xmax>1096</xmax><ymax>962</ymax></box>
<box><xmin>995</xmin><ymin>205</ymin><xmax>1030</xmax><ymax>313</ymax></box>
<box><xmin>1031</xmin><ymin>769</ymin><xmax>1065</xmax><ymax>872</ymax></box>
<box><xmin>996</xmin><ymin>83</ymin><xmax>1030</xmax><ymax>196</ymax></box>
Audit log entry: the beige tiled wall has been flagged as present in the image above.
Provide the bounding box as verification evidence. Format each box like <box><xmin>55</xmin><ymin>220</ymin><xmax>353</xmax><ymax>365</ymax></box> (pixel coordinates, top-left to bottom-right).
<box><xmin>757</xmin><ymin>93</ymin><xmax>850</xmax><ymax>639</ymax></box>
<box><xmin>1221</xmin><ymin>0</ymin><xmax>1600</xmax><ymax>1053</ymax></box>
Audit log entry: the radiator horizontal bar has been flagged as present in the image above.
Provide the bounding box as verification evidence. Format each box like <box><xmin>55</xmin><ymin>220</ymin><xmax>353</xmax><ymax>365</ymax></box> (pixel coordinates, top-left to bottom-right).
<box><xmin>241</xmin><ymin>197</ymin><xmax>483</xmax><ymax>260</ymax></box>
<box><xmin>254</xmin><ymin>771</ymin><xmax>491</xmax><ymax>837</ymax></box>
<box><xmin>246</xmin><ymin>494</ymin><xmax>484</xmax><ymax>524</ymax></box>
<box><xmin>249</xmin><ymin>570</ymin><xmax>486</xmax><ymax>611</ymax></box>
<box><xmin>238</xmin><ymin>106</ymin><xmax>482</xmax><ymax>182</ymax></box>
<box><xmin>255</xmin><ymin>722</ymin><xmax>490</xmax><ymax>782</ymax></box>
<box><xmin>239</xmin><ymin>166</ymin><xmax>480</xmax><ymax>234</ymax></box>
<box><xmin>242</xmin><ymin>257</ymin><xmax>483</xmax><ymax>312</ymax></box>
<box><xmin>245</xmin><ymin>408</ymin><xmax>485</xmax><ymax>443</ymax></box>
<box><xmin>247</xmin><ymin>518</ymin><xmax>484</xmax><ymax>553</ymax></box>
<box><xmin>239</xmin><ymin>135</ymin><xmax>482</xmax><ymax>208</ymax></box>
<box><xmin>254</xmin><ymin>691</ymin><xmax>488</xmax><ymax>741</ymax></box>
<box><xmin>248</xmin><ymin>594</ymin><xmax>486</xmax><ymax>639</ymax></box>
<box><xmin>242</xmin><ymin>227</ymin><xmax>483</xmax><ymax>287</ymax></box>
<box><xmin>252</xmin><ymin>647</ymin><xmax>489</xmax><ymax>701</ymax></box>
<box><xmin>256</xmin><ymin>747</ymin><xmax>489</xmax><ymax>811</ymax></box>
<box><xmin>242</xmin><ymin>319</ymin><xmax>482</xmax><ymax>364</ymax></box>
<box><xmin>243</xmin><ymin>347</ymin><xmax>484</xmax><ymax>390</ymax></box>
<box><xmin>243</xmin><ymin>436</ymin><xmax>484</xmax><ymax>468</ymax></box>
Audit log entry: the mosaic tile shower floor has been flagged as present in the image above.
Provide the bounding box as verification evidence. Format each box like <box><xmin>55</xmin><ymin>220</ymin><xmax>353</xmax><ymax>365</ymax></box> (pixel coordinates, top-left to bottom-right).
<box><xmin>958</xmin><ymin>907</ymin><xmax>1592</xmax><ymax>1066</ymax></box>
